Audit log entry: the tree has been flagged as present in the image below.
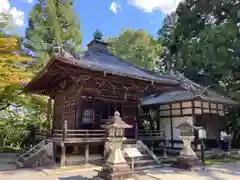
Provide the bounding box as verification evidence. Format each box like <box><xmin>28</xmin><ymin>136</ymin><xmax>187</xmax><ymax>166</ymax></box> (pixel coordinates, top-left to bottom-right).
<box><xmin>0</xmin><ymin>13</ymin><xmax>49</xmax><ymax>151</ymax></box>
<box><xmin>158</xmin><ymin>0</ymin><xmax>240</xmax><ymax>148</ymax></box>
<box><xmin>158</xmin><ymin>0</ymin><xmax>240</xmax><ymax>86</ymax></box>
<box><xmin>0</xmin><ymin>13</ymin><xmax>33</xmax><ymax>111</ymax></box>
<box><xmin>24</xmin><ymin>0</ymin><xmax>82</xmax><ymax>68</ymax></box>
<box><xmin>107</xmin><ymin>28</ymin><xmax>163</xmax><ymax>71</ymax></box>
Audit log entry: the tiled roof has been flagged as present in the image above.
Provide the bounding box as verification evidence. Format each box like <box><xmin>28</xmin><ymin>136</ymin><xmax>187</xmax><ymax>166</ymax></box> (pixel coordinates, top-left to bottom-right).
<box><xmin>141</xmin><ymin>90</ymin><xmax>238</xmax><ymax>105</ymax></box>
<box><xmin>141</xmin><ymin>71</ymin><xmax>239</xmax><ymax>106</ymax></box>
<box><xmin>59</xmin><ymin>48</ymin><xmax>179</xmax><ymax>85</ymax></box>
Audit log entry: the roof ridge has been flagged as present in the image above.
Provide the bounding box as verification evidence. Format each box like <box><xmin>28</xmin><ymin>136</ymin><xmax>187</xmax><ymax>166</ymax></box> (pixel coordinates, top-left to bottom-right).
<box><xmin>99</xmin><ymin>50</ymin><xmax>176</xmax><ymax>80</ymax></box>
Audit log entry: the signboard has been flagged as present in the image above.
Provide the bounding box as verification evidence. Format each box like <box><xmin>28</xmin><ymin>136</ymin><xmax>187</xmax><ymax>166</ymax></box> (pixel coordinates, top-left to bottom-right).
<box><xmin>124</xmin><ymin>148</ymin><xmax>142</xmax><ymax>158</ymax></box>
<box><xmin>198</xmin><ymin>129</ymin><xmax>207</xmax><ymax>139</ymax></box>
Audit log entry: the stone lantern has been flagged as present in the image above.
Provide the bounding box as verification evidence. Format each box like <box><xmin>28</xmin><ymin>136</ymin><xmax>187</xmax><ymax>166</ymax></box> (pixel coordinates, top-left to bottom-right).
<box><xmin>173</xmin><ymin>121</ymin><xmax>201</xmax><ymax>169</ymax></box>
<box><xmin>104</xmin><ymin>111</ymin><xmax>132</xmax><ymax>140</ymax></box>
<box><xmin>95</xmin><ymin>111</ymin><xmax>134</xmax><ymax>180</ymax></box>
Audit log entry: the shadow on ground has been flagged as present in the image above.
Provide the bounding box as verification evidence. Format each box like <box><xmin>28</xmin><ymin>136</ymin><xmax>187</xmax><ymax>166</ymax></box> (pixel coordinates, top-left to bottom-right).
<box><xmin>59</xmin><ymin>176</ymin><xmax>92</xmax><ymax>180</ymax></box>
<box><xmin>147</xmin><ymin>163</ymin><xmax>240</xmax><ymax>180</ymax></box>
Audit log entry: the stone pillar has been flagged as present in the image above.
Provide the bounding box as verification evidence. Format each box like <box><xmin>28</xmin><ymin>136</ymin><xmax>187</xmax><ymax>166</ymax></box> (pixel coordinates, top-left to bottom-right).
<box><xmin>173</xmin><ymin>136</ymin><xmax>201</xmax><ymax>169</ymax></box>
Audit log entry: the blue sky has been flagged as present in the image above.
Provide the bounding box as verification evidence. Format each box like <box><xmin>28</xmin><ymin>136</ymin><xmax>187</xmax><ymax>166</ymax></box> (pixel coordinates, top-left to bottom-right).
<box><xmin>2</xmin><ymin>0</ymin><xmax>182</xmax><ymax>48</ymax></box>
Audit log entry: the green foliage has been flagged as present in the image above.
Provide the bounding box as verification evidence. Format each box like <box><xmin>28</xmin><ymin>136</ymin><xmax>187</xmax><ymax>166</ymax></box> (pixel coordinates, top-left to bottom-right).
<box><xmin>0</xmin><ymin>12</ymin><xmax>49</xmax><ymax>151</ymax></box>
<box><xmin>158</xmin><ymin>0</ymin><xmax>240</xmax><ymax>94</ymax></box>
<box><xmin>25</xmin><ymin>0</ymin><xmax>82</xmax><ymax>68</ymax></box>
<box><xmin>158</xmin><ymin>0</ymin><xmax>240</xmax><ymax>147</ymax></box>
<box><xmin>93</xmin><ymin>29</ymin><xmax>103</xmax><ymax>40</ymax></box>
<box><xmin>107</xmin><ymin>28</ymin><xmax>164</xmax><ymax>71</ymax></box>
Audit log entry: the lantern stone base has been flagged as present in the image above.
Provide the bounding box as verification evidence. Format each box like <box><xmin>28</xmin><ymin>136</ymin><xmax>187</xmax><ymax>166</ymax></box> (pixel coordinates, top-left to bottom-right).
<box><xmin>172</xmin><ymin>136</ymin><xmax>201</xmax><ymax>170</ymax></box>
<box><xmin>94</xmin><ymin>163</ymin><xmax>134</xmax><ymax>180</ymax></box>
<box><xmin>172</xmin><ymin>155</ymin><xmax>202</xmax><ymax>170</ymax></box>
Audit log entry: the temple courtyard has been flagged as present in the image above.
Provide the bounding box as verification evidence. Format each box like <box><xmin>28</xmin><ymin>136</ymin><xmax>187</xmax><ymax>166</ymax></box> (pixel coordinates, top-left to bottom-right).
<box><xmin>0</xmin><ymin>163</ymin><xmax>240</xmax><ymax>180</ymax></box>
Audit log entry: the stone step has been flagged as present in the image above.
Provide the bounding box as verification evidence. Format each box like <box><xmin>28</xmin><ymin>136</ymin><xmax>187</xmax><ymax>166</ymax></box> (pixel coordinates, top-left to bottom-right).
<box><xmin>134</xmin><ymin>164</ymin><xmax>164</xmax><ymax>171</ymax></box>
<box><xmin>15</xmin><ymin>160</ymin><xmax>23</xmax><ymax>168</ymax></box>
<box><xmin>125</xmin><ymin>154</ymin><xmax>152</xmax><ymax>161</ymax></box>
<box><xmin>123</xmin><ymin>139</ymin><xmax>137</xmax><ymax>144</ymax></box>
<box><xmin>134</xmin><ymin>159</ymin><xmax>156</xmax><ymax>166</ymax></box>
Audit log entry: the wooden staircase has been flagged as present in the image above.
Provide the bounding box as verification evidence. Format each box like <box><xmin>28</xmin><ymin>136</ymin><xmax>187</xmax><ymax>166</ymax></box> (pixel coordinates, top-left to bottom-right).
<box><xmin>15</xmin><ymin>140</ymin><xmax>54</xmax><ymax>168</ymax></box>
<box><xmin>122</xmin><ymin>140</ymin><xmax>163</xmax><ymax>170</ymax></box>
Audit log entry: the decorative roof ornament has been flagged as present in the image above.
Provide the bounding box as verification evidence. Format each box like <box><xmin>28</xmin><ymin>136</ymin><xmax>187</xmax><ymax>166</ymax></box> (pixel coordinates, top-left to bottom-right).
<box><xmin>52</xmin><ymin>45</ymin><xmax>63</xmax><ymax>55</ymax></box>
<box><xmin>93</xmin><ymin>29</ymin><xmax>103</xmax><ymax>40</ymax></box>
<box><xmin>169</xmin><ymin>70</ymin><xmax>211</xmax><ymax>96</ymax></box>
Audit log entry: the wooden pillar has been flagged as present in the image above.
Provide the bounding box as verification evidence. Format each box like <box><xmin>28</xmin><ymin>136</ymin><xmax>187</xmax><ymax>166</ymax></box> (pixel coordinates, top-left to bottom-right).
<box><xmin>53</xmin><ymin>142</ymin><xmax>56</xmax><ymax>162</ymax></box>
<box><xmin>156</xmin><ymin>109</ymin><xmax>160</xmax><ymax>130</ymax></box>
<box><xmin>192</xmin><ymin>100</ymin><xmax>197</xmax><ymax>150</ymax></box>
<box><xmin>135</xmin><ymin>120</ymin><xmax>138</xmax><ymax>140</ymax></box>
<box><xmin>135</xmin><ymin>104</ymin><xmax>139</xmax><ymax>140</ymax></box>
<box><xmin>47</xmin><ymin>98</ymin><xmax>52</xmax><ymax>138</ymax></box>
<box><xmin>170</xmin><ymin>104</ymin><xmax>174</xmax><ymax>148</ymax></box>
<box><xmin>60</xmin><ymin>120</ymin><xmax>67</xmax><ymax>167</ymax></box>
<box><xmin>93</xmin><ymin>98</ymin><xmax>95</xmax><ymax>128</ymax></box>
<box><xmin>217</xmin><ymin>115</ymin><xmax>222</xmax><ymax>148</ymax></box>
<box><xmin>85</xmin><ymin>144</ymin><xmax>89</xmax><ymax>164</ymax></box>
<box><xmin>60</xmin><ymin>143</ymin><xmax>66</xmax><ymax>167</ymax></box>
<box><xmin>62</xmin><ymin>120</ymin><xmax>68</xmax><ymax>141</ymax></box>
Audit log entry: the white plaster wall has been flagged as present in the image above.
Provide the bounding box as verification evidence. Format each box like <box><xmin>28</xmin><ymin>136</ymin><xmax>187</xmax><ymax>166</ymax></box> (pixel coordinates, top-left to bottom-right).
<box><xmin>160</xmin><ymin>118</ymin><xmax>171</xmax><ymax>140</ymax></box>
<box><xmin>160</xmin><ymin>116</ymin><xmax>193</xmax><ymax>141</ymax></box>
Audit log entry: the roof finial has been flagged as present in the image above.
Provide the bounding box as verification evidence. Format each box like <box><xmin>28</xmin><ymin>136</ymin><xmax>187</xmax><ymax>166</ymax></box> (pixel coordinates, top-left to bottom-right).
<box><xmin>93</xmin><ymin>29</ymin><xmax>103</xmax><ymax>40</ymax></box>
<box><xmin>114</xmin><ymin>111</ymin><xmax>120</xmax><ymax>117</ymax></box>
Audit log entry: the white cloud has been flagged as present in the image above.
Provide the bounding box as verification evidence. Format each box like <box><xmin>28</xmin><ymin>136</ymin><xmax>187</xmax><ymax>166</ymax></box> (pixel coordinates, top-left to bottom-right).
<box><xmin>110</xmin><ymin>1</ymin><xmax>121</xmax><ymax>14</ymax></box>
<box><xmin>0</xmin><ymin>0</ymin><xmax>24</xmax><ymax>26</ymax></box>
<box><xmin>128</xmin><ymin>0</ymin><xmax>183</xmax><ymax>14</ymax></box>
<box><xmin>21</xmin><ymin>0</ymin><xmax>34</xmax><ymax>4</ymax></box>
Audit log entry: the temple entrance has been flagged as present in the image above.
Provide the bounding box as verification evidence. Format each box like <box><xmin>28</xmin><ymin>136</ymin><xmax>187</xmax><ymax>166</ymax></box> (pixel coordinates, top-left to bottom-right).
<box><xmin>77</xmin><ymin>99</ymin><xmax>123</xmax><ymax>129</ymax></box>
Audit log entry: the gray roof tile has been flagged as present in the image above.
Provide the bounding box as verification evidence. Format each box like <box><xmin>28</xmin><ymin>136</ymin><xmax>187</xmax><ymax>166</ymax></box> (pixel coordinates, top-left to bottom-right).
<box><xmin>70</xmin><ymin>49</ymin><xmax>179</xmax><ymax>84</ymax></box>
<box><xmin>141</xmin><ymin>89</ymin><xmax>238</xmax><ymax>106</ymax></box>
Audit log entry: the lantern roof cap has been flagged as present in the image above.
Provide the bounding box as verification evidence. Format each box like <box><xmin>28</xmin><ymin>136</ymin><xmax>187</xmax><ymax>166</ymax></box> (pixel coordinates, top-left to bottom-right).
<box><xmin>176</xmin><ymin>121</ymin><xmax>202</xmax><ymax>131</ymax></box>
<box><xmin>103</xmin><ymin>111</ymin><xmax>133</xmax><ymax>129</ymax></box>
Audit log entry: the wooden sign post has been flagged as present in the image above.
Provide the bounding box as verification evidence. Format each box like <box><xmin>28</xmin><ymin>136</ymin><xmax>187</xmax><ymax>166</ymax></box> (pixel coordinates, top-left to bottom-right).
<box><xmin>124</xmin><ymin>148</ymin><xmax>142</xmax><ymax>171</ymax></box>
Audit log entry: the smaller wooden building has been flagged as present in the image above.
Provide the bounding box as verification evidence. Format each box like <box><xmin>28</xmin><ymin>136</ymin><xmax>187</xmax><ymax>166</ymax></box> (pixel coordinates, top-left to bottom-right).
<box><xmin>141</xmin><ymin>71</ymin><xmax>239</xmax><ymax>149</ymax></box>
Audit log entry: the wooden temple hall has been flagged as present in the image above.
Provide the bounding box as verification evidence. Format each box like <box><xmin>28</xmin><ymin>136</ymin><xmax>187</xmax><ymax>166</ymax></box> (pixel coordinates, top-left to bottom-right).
<box><xmin>24</xmin><ymin>39</ymin><xmax>180</xmax><ymax>166</ymax></box>
<box><xmin>23</xmin><ymin>39</ymin><xmax>238</xmax><ymax>166</ymax></box>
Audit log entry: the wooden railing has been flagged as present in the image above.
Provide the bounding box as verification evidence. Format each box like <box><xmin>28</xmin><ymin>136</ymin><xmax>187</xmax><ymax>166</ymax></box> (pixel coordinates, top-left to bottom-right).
<box><xmin>137</xmin><ymin>129</ymin><xmax>165</xmax><ymax>140</ymax></box>
<box><xmin>36</xmin><ymin>120</ymin><xmax>165</xmax><ymax>142</ymax></box>
<box><xmin>48</xmin><ymin>121</ymin><xmax>106</xmax><ymax>142</ymax></box>
<box><xmin>51</xmin><ymin>129</ymin><xmax>106</xmax><ymax>139</ymax></box>
<box><xmin>36</xmin><ymin>129</ymin><xmax>48</xmax><ymax>137</ymax></box>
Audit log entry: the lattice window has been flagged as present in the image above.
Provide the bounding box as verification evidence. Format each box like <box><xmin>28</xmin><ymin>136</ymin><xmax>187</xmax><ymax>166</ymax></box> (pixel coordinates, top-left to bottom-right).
<box><xmin>82</xmin><ymin>108</ymin><xmax>94</xmax><ymax>124</ymax></box>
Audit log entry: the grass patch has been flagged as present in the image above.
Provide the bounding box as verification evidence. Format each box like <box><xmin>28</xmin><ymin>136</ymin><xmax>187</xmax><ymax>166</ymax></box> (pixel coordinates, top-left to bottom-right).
<box><xmin>205</xmin><ymin>159</ymin><xmax>232</xmax><ymax>166</ymax></box>
<box><xmin>2</xmin><ymin>146</ymin><xmax>23</xmax><ymax>153</ymax></box>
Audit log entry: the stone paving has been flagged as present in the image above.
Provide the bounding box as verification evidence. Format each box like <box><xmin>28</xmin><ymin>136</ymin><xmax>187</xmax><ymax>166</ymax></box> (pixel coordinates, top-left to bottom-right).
<box><xmin>0</xmin><ymin>162</ymin><xmax>240</xmax><ymax>180</ymax></box>
<box><xmin>0</xmin><ymin>153</ymin><xmax>18</xmax><ymax>171</ymax></box>
<box><xmin>145</xmin><ymin>163</ymin><xmax>240</xmax><ymax>180</ymax></box>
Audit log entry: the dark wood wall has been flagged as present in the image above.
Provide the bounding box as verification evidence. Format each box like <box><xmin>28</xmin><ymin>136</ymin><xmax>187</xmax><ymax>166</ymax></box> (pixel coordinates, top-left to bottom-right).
<box><xmin>52</xmin><ymin>76</ymin><xmax>139</xmax><ymax>137</ymax></box>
